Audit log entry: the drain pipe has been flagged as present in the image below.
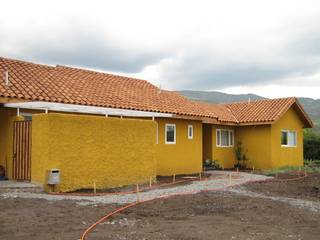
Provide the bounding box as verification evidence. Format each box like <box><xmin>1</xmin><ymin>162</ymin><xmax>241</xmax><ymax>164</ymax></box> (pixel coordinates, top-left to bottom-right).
<box><xmin>152</xmin><ymin>116</ymin><xmax>159</xmax><ymax>144</ymax></box>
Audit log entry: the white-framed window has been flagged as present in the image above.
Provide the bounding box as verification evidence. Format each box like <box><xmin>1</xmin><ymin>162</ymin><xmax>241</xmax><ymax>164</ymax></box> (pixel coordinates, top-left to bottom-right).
<box><xmin>216</xmin><ymin>129</ymin><xmax>234</xmax><ymax>147</ymax></box>
<box><xmin>165</xmin><ymin>124</ymin><xmax>176</xmax><ymax>144</ymax></box>
<box><xmin>187</xmin><ymin>125</ymin><xmax>193</xmax><ymax>139</ymax></box>
<box><xmin>281</xmin><ymin>130</ymin><xmax>297</xmax><ymax>147</ymax></box>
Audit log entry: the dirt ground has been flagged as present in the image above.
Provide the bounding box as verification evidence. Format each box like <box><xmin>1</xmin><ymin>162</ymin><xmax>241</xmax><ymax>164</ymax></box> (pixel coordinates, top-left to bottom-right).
<box><xmin>1</xmin><ymin>173</ymin><xmax>320</xmax><ymax>240</ymax></box>
<box><xmin>245</xmin><ymin>172</ymin><xmax>320</xmax><ymax>202</ymax></box>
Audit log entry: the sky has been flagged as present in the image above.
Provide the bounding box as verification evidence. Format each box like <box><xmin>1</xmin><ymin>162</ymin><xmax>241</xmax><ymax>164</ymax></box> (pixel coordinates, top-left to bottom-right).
<box><xmin>1</xmin><ymin>0</ymin><xmax>320</xmax><ymax>99</ymax></box>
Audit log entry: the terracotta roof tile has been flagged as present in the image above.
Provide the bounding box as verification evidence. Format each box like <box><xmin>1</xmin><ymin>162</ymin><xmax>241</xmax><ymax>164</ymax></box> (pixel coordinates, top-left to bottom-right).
<box><xmin>0</xmin><ymin>57</ymin><xmax>229</xmax><ymax>120</ymax></box>
<box><xmin>0</xmin><ymin>56</ymin><xmax>313</xmax><ymax>127</ymax></box>
<box><xmin>223</xmin><ymin>97</ymin><xmax>313</xmax><ymax>127</ymax></box>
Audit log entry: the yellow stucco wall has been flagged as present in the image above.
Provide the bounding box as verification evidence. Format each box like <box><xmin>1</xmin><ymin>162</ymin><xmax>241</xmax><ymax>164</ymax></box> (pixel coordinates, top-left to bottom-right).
<box><xmin>202</xmin><ymin>124</ymin><xmax>236</xmax><ymax>169</ymax></box>
<box><xmin>155</xmin><ymin>118</ymin><xmax>202</xmax><ymax>175</ymax></box>
<box><xmin>0</xmin><ymin>108</ymin><xmax>23</xmax><ymax>179</ymax></box>
<box><xmin>235</xmin><ymin>125</ymin><xmax>272</xmax><ymax>170</ymax></box>
<box><xmin>271</xmin><ymin>108</ymin><xmax>304</xmax><ymax>168</ymax></box>
<box><xmin>211</xmin><ymin>125</ymin><xmax>235</xmax><ymax>168</ymax></box>
<box><xmin>31</xmin><ymin>113</ymin><xmax>157</xmax><ymax>192</ymax></box>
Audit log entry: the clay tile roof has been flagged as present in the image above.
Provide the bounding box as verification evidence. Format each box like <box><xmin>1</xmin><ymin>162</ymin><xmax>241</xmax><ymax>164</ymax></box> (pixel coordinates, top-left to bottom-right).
<box><xmin>0</xmin><ymin>56</ymin><xmax>313</xmax><ymax>127</ymax></box>
<box><xmin>224</xmin><ymin>97</ymin><xmax>313</xmax><ymax>127</ymax></box>
<box><xmin>0</xmin><ymin>57</ymin><xmax>229</xmax><ymax>120</ymax></box>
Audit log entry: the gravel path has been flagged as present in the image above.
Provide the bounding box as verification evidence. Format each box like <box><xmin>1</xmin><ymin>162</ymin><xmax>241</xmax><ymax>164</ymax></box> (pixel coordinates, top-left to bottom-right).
<box><xmin>0</xmin><ymin>171</ymin><xmax>270</xmax><ymax>205</ymax></box>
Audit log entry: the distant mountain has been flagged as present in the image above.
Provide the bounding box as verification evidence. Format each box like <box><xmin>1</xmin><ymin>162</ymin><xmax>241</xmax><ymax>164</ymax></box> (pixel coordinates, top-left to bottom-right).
<box><xmin>178</xmin><ymin>90</ymin><xmax>265</xmax><ymax>104</ymax></box>
<box><xmin>179</xmin><ymin>90</ymin><xmax>320</xmax><ymax>132</ymax></box>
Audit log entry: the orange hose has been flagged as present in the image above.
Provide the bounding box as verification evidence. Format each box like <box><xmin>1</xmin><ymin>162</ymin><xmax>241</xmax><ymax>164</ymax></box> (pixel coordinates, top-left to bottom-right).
<box><xmin>79</xmin><ymin>172</ymin><xmax>308</xmax><ymax>240</ymax></box>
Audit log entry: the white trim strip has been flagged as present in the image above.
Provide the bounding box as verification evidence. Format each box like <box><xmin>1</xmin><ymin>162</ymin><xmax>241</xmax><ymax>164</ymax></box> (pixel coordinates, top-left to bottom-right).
<box><xmin>4</xmin><ymin>101</ymin><xmax>173</xmax><ymax>118</ymax></box>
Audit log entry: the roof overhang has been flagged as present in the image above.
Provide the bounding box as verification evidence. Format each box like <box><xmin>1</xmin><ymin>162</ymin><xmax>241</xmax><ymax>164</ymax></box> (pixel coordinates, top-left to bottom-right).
<box><xmin>272</xmin><ymin>99</ymin><xmax>314</xmax><ymax>128</ymax></box>
<box><xmin>3</xmin><ymin>101</ymin><xmax>173</xmax><ymax>118</ymax></box>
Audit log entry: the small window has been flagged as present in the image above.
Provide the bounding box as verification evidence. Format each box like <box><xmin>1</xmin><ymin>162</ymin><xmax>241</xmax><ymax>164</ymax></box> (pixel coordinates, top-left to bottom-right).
<box><xmin>217</xmin><ymin>130</ymin><xmax>221</xmax><ymax>146</ymax></box>
<box><xmin>216</xmin><ymin>129</ymin><xmax>234</xmax><ymax>147</ymax></box>
<box><xmin>188</xmin><ymin>125</ymin><xmax>193</xmax><ymax>139</ymax></box>
<box><xmin>21</xmin><ymin>113</ymin><xmax>32</xmax><ymax>121</ymax></box>
<box><xmin>165</xmin><ymin>124</ymin><xmax>176</xmax><ymax>144</ymax></box>
<box><xmin>281</xmin><ymin>130</ymin><xmax>297</xmax><ymax>147</ymax></box>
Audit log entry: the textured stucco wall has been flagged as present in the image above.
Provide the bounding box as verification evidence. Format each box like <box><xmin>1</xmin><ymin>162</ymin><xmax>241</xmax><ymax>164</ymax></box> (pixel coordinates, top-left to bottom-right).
<box><xmin>31</xmin><ymin>113</ymin><xmax>157</xmax><ymax>192</ymax></box>
<box><xmin>155</xmin><ymin>118</ymin><xmax>202</xmax><ymax>176</ymax></box>
<box><xmin>235</xmin><ymin>125</ymin><xmax>272</xmax><ymax>170</ymax></box>
<box><xmin>271</xmin><ymin>107</ymin><xmax>304</xmax><ymax>168</ymax></box>
<box><xmin>210</xmin><ymin>125</ymin><xmax>236</xmax><ymax>168</ymax></box>
<box><xmin>203</xmin><ymin>124</ymin><xmax>239</xmax><ymax>168</ymax></box>
<box><xmin>0</xmin><ymin>108</ymin><xmax>23</xmax><ymax>179</ymax></box>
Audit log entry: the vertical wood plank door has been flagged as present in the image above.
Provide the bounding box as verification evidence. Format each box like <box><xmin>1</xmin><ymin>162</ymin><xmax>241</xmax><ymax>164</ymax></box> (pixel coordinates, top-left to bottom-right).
<box><xmin>13</xmin><ymin>121</ymin><xmax>32</xmax><ymax>181</ymax></box>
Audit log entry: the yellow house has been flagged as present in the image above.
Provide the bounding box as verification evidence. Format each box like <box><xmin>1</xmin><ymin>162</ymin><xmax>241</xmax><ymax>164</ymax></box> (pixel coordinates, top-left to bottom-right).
<box><xmin>0</xmin><ymin>57</ymin><xmax>313</xmax><ymax>191</ymax></box>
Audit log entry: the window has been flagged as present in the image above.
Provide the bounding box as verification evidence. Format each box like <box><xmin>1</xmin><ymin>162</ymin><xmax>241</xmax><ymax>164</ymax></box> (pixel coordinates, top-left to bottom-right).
<box><xmin>21</xmin><ymin>113</ymin><xmax>32</xmax><ymax>121</ymax></box>
<box><xmin>165</xmin><ymin>124</ymin><xmax>176</xmax><ymax>144</ymax></box>
<box><xmin>281</xmin><ymin>130</ymin><xmax>297</xmax><ymax>147</ymax></box>
<box><xmin>188</xmin><ymin>125</ymin><xmax>193</xmax><ymax>139</ymax></box>
<box><xmin>216</xmin><ymin>129</ymin><xmax>234</xmax><ymax>147</ymax></box>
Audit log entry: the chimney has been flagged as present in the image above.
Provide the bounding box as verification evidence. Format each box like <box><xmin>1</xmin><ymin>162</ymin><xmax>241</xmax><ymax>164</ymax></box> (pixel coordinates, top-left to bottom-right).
<box><xmin>3</xmin><ymin>70</ymin><xmax>9</xmax><ymax>85</ymax></box>
<box><xmin>158</xmin><ymin>84</ymin><xmax>162</xmax><ymax>94</ymax></box>
<box><xmin>248</xmin><ymin>97</ymin><xmax>251</xmax><ymax>103</ymax></box>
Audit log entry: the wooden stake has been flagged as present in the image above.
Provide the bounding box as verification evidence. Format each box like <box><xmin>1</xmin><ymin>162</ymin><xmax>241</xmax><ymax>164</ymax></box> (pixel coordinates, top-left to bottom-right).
<box><xmin>136</xmin><ymin>184</ymin><xmax>140</xmax><ymax>202</ymax></box>
<box><xmin>93</xmin><ymin>182</ymin><xmax>96</xmax><ymax>194</ymax></box>
<box><xmin>149</xmin><ymin>176</ymin><xmax>152</xmax><ymax>187</ymax></box>
<box><xmin>199</xmin><ymin>172</ymin><xmax>202</xmax><ymax>181</ymax></box>
<box><xmin>173</xmin><ymin>174</ymin><xmax>176</xmax><ymax>184</ymax></box>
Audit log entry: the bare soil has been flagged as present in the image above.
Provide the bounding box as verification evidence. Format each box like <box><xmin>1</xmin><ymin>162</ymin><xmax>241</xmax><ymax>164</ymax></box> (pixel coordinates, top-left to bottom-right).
<box><xmin>245</xmin><ymin>172</ymin><xmax>320</xmax><ymax>202</ymax></box>
<box><xmin>0</xmin><ymin>173</ymin><xmax>319</xmax><ymax>240</ymax></box>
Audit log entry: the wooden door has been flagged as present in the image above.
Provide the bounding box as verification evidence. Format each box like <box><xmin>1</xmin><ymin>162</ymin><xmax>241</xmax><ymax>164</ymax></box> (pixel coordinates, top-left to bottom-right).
<box><xmin>12</xmin><ymin>121</ymin><xmax>32</xmax><ymax>180</ymax></box>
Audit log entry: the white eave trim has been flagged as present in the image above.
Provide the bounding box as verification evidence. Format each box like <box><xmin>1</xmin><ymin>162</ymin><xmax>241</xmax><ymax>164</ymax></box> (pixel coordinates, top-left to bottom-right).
<box><xmin>3</xmin><ymin>101</ymin><xmax>173</xmax><ymax>118</ymax></box>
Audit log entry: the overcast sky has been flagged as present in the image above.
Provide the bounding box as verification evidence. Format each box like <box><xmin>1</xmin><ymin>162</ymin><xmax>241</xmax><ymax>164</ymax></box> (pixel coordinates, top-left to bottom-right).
<box><xmin>1</xmin><ymin>0</ymin><xmax>320</xmax><ymax>99</ymax></box>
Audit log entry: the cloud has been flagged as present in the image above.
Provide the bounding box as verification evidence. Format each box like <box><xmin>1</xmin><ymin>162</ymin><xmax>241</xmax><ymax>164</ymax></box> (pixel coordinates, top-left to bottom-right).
<box><xmin>0</xmin><ymin>27</ymin><xmax>171</xmax><ymax>73</ymax></box>
<box><xmin>0</xmin><ymin>0</ymin><xmax>320</xmax><ymax>98</ymax></box>
<box><xmin>134</xmin><ymin>21</ymin><xmax>320</xmax><ymax>91</ymax></box>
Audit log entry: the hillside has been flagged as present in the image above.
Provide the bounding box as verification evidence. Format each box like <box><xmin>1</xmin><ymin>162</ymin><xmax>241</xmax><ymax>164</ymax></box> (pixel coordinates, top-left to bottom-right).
<box><xmin>179</xmin><ymin>90</ymin><xmax>320</xmax><ymax>132</ymax></box>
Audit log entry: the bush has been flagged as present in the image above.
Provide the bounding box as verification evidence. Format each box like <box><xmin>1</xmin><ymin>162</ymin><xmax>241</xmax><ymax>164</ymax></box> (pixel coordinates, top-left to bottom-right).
<box><xmin>234</xmin><ymin>141</ymin><xmax>248</xmax><ymax>169</ymax></box>
<box><xmin>304</xmin><ymin>130</ymin><xmax>320</xmax><ymax>160</ymax></box>
<box><xmin>203</xmin><ymin>159</ymin><xmax>222</xmax><ymax>170</ymax></box>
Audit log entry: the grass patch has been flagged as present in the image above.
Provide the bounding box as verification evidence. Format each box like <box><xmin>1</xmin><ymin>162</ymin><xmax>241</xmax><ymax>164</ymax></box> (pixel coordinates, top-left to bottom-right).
<box><xmin>265</xmin><ymin>164</ymin><xmax>320</xmax><ymax>176</ymax></box>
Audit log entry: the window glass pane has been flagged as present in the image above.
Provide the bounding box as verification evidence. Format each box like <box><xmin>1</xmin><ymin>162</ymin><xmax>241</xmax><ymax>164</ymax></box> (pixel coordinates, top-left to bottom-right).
<box><xmin>281</xmin><ymin>131</ymin><xmax>288</xmax><ymax>145</ymax></box>
<box><xmin>217</xmin><ymin>130</ymin><xmax>221</xmax><ymax>146</ymax></box>
<box><xmin>288</xmin><ymin>131</ymin><xmax>296</xmax><ymax>146</ymax></box>
<box><xmin>188</xmin><ymin>125</ymin><xmax>193</xmax><ymax>138</ymax></box>
<box><xmin>293</xmin><ymin>132</ymin><xmax>297</xmax><ymax>146</ymax></box>
<box><xmin>166</xmin><ymin>125</ymin><xmax>175</xmax><ymax>143</ymax></box>
<box><xmin>221</xmin><ymin>130</ymin><xmax>229</xmax><ymax>146</ymax></box>
<box><xmin>229</xmin><ymin>131</ymin><xmax>234</xmax><ymax>146</ymax></box>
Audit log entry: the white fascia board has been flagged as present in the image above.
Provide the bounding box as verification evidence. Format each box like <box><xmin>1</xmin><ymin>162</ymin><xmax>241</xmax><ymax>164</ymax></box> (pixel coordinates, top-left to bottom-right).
<box><xmin>3</xmin><ymin>101</ymin><xmax>173</xmax><ymax>118</ymax></box>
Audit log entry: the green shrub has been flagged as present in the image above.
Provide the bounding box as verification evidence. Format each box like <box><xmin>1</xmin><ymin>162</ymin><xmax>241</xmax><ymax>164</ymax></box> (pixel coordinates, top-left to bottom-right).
<box><xmin>234</xmin><ymin>141</ymin><xmax>248</xmax><ymax>169</ymax></box>
<box><xmin>304</xmin><ymin>130</ymin><xmax>320</xmax><ymax>160</ymax></box>
<box><xmin>203</xmin><ymin>159</ymin><xmax>222</xmax><ymax>170</ymax></box>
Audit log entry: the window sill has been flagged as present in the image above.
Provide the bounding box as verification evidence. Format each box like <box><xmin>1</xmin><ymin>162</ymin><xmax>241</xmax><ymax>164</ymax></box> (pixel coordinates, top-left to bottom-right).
<box><xmin>216</xmin><ymin>145</ymin><xmax>234</xmax><ymax>148</ymax></box>
<box><xmin>281</xmin><ymin>145</ymin><xmax>297</xmax><ymax>148</ymax></box>
<box><xmin>165</xmin><ymin>142</ymin><xmax>176</xmax><ymax>145</ymax></box>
